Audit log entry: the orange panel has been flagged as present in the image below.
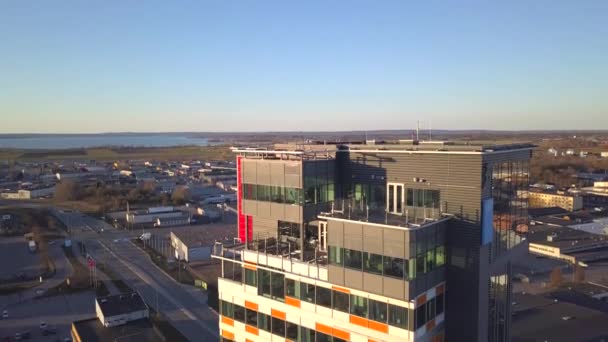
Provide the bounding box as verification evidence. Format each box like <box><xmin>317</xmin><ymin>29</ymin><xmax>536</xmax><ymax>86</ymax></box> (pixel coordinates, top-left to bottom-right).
<box><xmin>315</xmin><ymin>322</ymin><xmax>333</xmax><ymax>335</ymax></box>
<box><xmin>244</xmin><ymin>262</ymin><xmax>257</xmax><ymax>270</ymax></box>
<box><xmin>246</xmin><ymin>340</ymin><xmax>254</xmax><ymax>342</ymax></box>
<box><xmin>245</xmin><ymin>300</ymin><xmax>259</xmax><ymax>311</ymax></box>
<box><xmin>246</xmin><ymin>324</ymin><xmax>259</xmax><ymax>335</ymax></box>
<box><xmin>271</xmin><ymin>308</ymin><xmax>286</xmax><ymax>320</ymax></box>
<box><xmin>436</xmin><ymin>284</ymin><xmax>445</xmax><ymax>295</ymax></box>
<box><xmin>221</xmin><ymin>316</ymin><xmax>234</xmax><ymax>326</ymax></box>
<box><xmin>332</xmin><ymin>285</ymin><xmax>350</xmax><ymax>294</ymax></box>
<box><xmin>426</xmin><ymin>318</ymin><xmax>436</xmax><ymax>331</ymax></box>
<box><xmin>368</xmin><ymin>339</ymin><xmax>379</xmax><ymax>342</ymax></box>
<box><xmin>416</xmin><ymin>294</ymin><xmax>427</xmax><ymax>307</ymax></box>
<box><xmin>332</xmin><ymin>327</ymin><xmax>351</xmax><ymax>341</ymax></box>
<box><xmin>285</xmin><ymin>296</ymin><xmax>301</xmax><ymax>308</ymax></box>
<box><xmin>222</xmin><ymin>329</ymin><xmax>235</xmax><ymax>340</ymax></box>
<box><xmin>349</xmin><ymin>315</ymin><xmax>369</xmax><ymax>328</ymax></box>
<box><xmin>368</xmin><ymin>320</ymin><xmax>389</xmax><ymax>334</ymax></box>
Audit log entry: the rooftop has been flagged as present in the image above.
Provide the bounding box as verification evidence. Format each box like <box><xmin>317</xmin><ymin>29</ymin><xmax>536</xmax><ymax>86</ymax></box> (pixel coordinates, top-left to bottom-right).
<box><xmin>527</xmin><ymin>224</ymin><xmax>608</xmax><ymax>254</ymax></box>
<box><xmin>171</xmin><ymin>224</ymin><xmax>237</xmax><ymax>247</ymax></box>
<box><xmin>72</xmin><ymin>318</ymin><xmax>164</xmax><ymax>342</ymax></box>
<box><xmin>318</xmin><ymin>209</ymin><xmax>449</xmax><ymax>230</ymax></box>
<box><xmin>233</xmin><ymin>141</ymin><xmax>535</xmax><ymax>159</ymax></box>
<box><xmin>96</xmin><ymin>292</ymin><xmax>148</xmax><ymax>318</ymax></box>
<box><xmin>512</xmin><ymin>292</ymin><xmax>608</xmax><ymax>342</ymax></box>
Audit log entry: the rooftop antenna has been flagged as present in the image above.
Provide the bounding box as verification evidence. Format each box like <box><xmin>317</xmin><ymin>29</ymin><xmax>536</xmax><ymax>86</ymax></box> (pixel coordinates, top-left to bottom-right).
<box><xmin>416</xmin><ymin>120</ymin><xmax>420</xmax><ymax>142</ymax></box>
<box><xmin>429</xmin><ymin>120</ymin><xmax>432</xmax><ymax>141</ymax></box>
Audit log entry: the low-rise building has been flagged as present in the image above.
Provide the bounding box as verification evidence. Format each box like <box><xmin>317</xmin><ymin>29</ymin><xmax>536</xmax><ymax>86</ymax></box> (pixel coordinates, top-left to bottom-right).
<box><xmin>95</xmin><ymin>292</ymin><xmax>149</xmax><ymax>327</ymax></box>
<box><xmin>526</xmin><ymin>190</ymin><xmax>583</xmax><ymax>211</ymax></box>
<box><xmin>171</xmin><ymin>231</ymin><xmax>212</xmax><ymax>262</ymax></box>
<box><xmin>71</xmin><ymin>292</ymin><xmax>177</xmax><ymax>342</ymax></box>
<box><xmin>601</xmin><ymin>151</ymin><xmax>608</xmax><ymax>158</ymax></box>
<box><xmin>126</xmin><ymin>206</ymin><xmax>190</xmax><ymax>226</ymax></box>
<box><xmin>0</xmin><ymin>186</ymin><xmax>55</xmax><ymax>199</ymax></box>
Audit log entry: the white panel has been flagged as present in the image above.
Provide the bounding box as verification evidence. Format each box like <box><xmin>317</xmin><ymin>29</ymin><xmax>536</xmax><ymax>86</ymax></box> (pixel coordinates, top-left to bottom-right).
<box><xmin>259</xmin><ymin>330</ymin><xmax>272</xmax><ymax>341</ymax></box>
<box><xmin>332</xmin><ymin>310</ymin><xmax>349</xmax><ymax>323</ymax></box>
<box><xmin>267</xmin><ymin>255</ymin><xmax>283</xmax><ymax>269</ymax></box>
<box><xmin>350</xmin><ymin>333</ymin><xmax>370</xmax><ymax>342</ymax></box>
<box><xmin>257</xmin><ymin>297</ymin><xmax>273</xmax><ymax>315</ymax></box>
<box><xmin>300</xmin><ymin>315</ymin><xmax>316</xmax><ymax>330</ymax></box>
<box><xmin>318</xmin><ymin>267</ymin><xmax>328</xmax><ymax>281</ymax></box>
<box><xmin>388</xmin><ymin>325</ymin><xmax>410</xmax><ymax>340</ymax></box>
<box><xmin>245</xmin><ymin>284</ymin><xmax>257</xmax><ymax>295</ymax></box>
<box><xmin>300</xmin><ymin>301</ymin><xmax>316</xmax><ymax>315</ymax></box>
<box><xmin>316</xmin><ymin>305</ymin><xmax>332</xmax><ymax>318</ymax></box>
<box><xmin>232</xmin><ymin>296</ymin><xmax>245</xmax><ymax>307</ymax></box>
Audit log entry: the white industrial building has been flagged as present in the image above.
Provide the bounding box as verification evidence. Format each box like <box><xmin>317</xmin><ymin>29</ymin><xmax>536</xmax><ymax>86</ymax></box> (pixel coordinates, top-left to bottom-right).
<box><xmin>95</xmin><ymin>293</ymin><xmax>149</xmax><ymax>328</ymax></box>
<box><xmin>126</xmin><ymin>206</ymin><xmax>190</xmax><ymax>225</ymax></box>
<box><xmin>170</xmin><ymin>230</ymin><xmax>213</xmax><ymax>262</ymax></box>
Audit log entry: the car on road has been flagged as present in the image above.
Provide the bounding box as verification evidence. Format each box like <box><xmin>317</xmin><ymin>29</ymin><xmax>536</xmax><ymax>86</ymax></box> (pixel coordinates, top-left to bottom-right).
<box><xmin>2</xmin><ymin>310</ymin><xmax>8</xmax><ymax>318</ymax></box>
<box><xmin>39</xmin><ymin>322</ymin><xmax>47</xmax><ymax>330</ymax></box>
<box><xmin>42</xmin><ymin>327</ymin><xmax>56</xmax><ymax>336</ymax></box>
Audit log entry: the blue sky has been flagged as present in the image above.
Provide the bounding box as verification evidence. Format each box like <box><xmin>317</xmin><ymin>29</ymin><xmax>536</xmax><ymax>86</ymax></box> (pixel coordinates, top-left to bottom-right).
<box><xmin>1</xmin><ymin>0</ymin><xmax>606</xmax><ymax>133</ymax></box>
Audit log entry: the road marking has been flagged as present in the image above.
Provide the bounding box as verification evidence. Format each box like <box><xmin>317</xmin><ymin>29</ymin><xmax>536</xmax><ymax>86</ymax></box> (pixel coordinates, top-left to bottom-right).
<box><xmin>97</xmin><ymin>241</ymin><xmax>219</xmax><ymax>338</ymax></box>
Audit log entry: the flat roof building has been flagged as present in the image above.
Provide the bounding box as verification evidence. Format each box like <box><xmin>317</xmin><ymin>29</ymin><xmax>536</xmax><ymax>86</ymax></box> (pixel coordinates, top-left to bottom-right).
<box><xmin>213</xmin><ymin>140</ymin><xmax>534</xmax><ymax>342</ymax></box>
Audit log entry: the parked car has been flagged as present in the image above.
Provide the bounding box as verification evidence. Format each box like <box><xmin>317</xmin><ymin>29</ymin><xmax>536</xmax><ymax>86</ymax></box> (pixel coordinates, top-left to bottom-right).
<box><xmin>1</xmin><ymin>310</ymin><xmax>8</xmax><ymax>319</ymax></box>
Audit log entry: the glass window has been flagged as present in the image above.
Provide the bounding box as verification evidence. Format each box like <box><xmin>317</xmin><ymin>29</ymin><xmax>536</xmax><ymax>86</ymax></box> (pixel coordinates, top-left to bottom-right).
<box><xmin>299</xmin><ymin>326</ymin><xmax>316</xmax><ymax>342</ymax></box>
<box><xmin>436</xmin><ymin>293</ymin><xmax>444</xmax><ymax>316</ymax></box>
<box><xmin>271</xmin><ymin>272</ymin><xmax>285</xmax><ymax>302</ymax></box>
<box><xmin>416</xmin><ymin>304</ymin><xmax>427</xmax><ymax>329</ymax></box>
<box><xmin>329</xmin><ymin>246</ymin><xmax>343</xmax><ymax>266</ymax></box>
<box><xmin>406</xmin><ymin>188</ymin><xmax>414</xmax><ymax>206</ymax></box>
<box><xmin>383</xmin><ymin>256</ymin><xmax>405</xmax><ymax>279</ymax></box>
<box><xmin>364</xmin><ymin>252</ymin><xmax>383</xmax><ymax>275</ymax></box>
<box><xmin>436</xmin><ymin>246</ymin><xmax>445</xmax><ymax>267</ymax></box>
<box><xmin>369</xmin><ymin>299</ymin><xmax>388</xmax><ymax>323</ymax></box>
<box><xmin>301</xmin><ymin>282</ymin><xmax>315</xmax><ymax>303</ymax></box>
<box><xmin>271</xmin><ymin>317</ymin><xmax>285</xmax><ymax>336</ymax></box>
<box><xmin>426</xmin><ymin>248</ymin><xmax>435</xmax><ymax>272</ymax></box>
<box><xmin>427</xmin><ymin>297</ymin><xmax>436</xmax><ymax>321</ymax></box>
<box><xmin>350</xmin><ymin>295</ymin><xmax>368</xmax><ymax>318</ymax></box>
<box><xmin>396</xmin><ymin>185</ymin><xmax>403</xmax><ymax>212</ymax></box>
<box><xmin>221</xmin><ymin>300</ymin><xmax>233</xmax><ymax>318</ymax></box>
<box><xmin>285</xmin><ymin>278</ymin><xmax>300</xmax><ymax>298</ymax></box>
<box><xmin>316</xmin><ymin>286</ymin><xmax>332</xmax><ymax>308</ymax></box>
<box><xmin>284</xmin><ymin>188</ymin><xmax>301</xmax><ymax>205</ymax></box>
<box><xmin>258</xmin><ymin>269</ymin><xmax>271</xmax><ymax>298</ymax></box>
<box><xmin>286</xmin><ymin>321</ymin><xmax>298</xmax><ymax>340</ymax></box>
<box><xmin>246</xmin><ymin>308</ymin><xmax>257</xmax><ymax>326</ymax></box>
<box><xmin>344</xmin><ymin>249</ymin><xmax>362</xmax><ymax>270</ymax></box>
<box><xmin>234</xmin><ymin>304</ymin><xmax>245</xmax><ymax>323</ymax></box>
<box><xmin>408</xmin><ymin>258</ymin><xmax>416</xmax><ymax>280</ymax></box>
<box><xmin>416</xmin><ymin>253</ymin><xmax>426</xmax><ymax>274</ymax></box>
<box><xmin>258</xmin><ymin>312</ymin><xmax>270</xmax><ymax>332</ymax></box>
<box><xmin>333</xmin><ymin>291</ymin><xmax>349</xmax><ymax>313</ymax></box>
<box><xmin>317</xmin><ymin>332</ymin><xmax>332</xmax><ymax>342</ymax></box>
<box><xmin>270</xmin><ymin>186</ymin><xmax>284</xmax><ymax>203</ymax></box>
<box><xmin>388</xmin><ymin>304</ymin><xmax>408</xmax><ymax>330</ymax></box>
<box><xmin>245</xmin><ymin>269</ymin><xmax>256</xmax><ymax>287</ymax></box>
<box><xmin>257</xmin><ymin>184</ymin><xmax>270</xmax><ymax>202</ymax></box>
<box><xmin>327</xmin><ymin>183</ymin><xmax>335</xmax><ymax>202</ymax></box>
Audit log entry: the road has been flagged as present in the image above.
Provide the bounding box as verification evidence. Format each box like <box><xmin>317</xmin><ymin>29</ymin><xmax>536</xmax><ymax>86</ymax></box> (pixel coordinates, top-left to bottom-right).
<box><xmin>55</xmin><ymin>209</ymin><xmax>219</xmax><ymax>341</ymax></box>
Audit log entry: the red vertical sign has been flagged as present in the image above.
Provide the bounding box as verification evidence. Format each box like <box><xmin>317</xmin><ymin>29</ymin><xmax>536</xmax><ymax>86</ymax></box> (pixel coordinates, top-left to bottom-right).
<box><xmin>237</xmin><ymin>155</ymin><xmax>246</xmax><ymax>242</ymax></box>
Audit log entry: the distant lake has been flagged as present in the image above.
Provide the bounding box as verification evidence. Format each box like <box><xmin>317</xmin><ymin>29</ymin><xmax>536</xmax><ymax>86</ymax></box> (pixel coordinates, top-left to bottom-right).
<box><xmin>0</xmin><ymin>135</ymin><xmax>210</xmax><ymax>149</ymax></box>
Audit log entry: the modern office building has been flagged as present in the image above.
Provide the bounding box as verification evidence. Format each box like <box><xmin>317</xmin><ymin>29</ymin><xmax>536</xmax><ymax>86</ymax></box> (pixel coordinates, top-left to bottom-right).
<box><xmin>213</xmin><ymin>140</ymin><xmax>533</xmax><ymax>342</ymax></box>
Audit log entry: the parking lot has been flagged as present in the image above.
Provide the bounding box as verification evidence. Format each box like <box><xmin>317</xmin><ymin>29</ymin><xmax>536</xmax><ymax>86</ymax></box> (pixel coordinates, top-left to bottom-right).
<box><xmin>0</xmin><ymin>237</ymin><xmax>44</xmax><ymax>282</ymax></box>
<box><xmin>0</xmin><ymin>291</ymin><xmax>95</xmax><ymax>342</ymax></box>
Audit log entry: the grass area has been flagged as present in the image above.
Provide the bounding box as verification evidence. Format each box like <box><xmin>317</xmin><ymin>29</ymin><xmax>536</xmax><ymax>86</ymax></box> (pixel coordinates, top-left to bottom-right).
<box><xmin>0</xmin><ymin>145</ymin><xmax>232</xmax><ymax>162</ymax></box>
<box><xmin>149</xmin><ymin>308</ymin><xmax>189</xmax><ymax>342</ymax></box>
<box><xmin>132</xmin><ymin>239</ymin><xmax>195</xmax><ymax>286</ymax></box>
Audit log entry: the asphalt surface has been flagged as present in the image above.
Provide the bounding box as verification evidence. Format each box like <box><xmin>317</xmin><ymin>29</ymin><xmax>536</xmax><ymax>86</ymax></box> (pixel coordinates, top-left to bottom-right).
<box><xmin>59</xmin><ymin>210</ymin><xmax>219</xmax><ymax>341</ymax></box>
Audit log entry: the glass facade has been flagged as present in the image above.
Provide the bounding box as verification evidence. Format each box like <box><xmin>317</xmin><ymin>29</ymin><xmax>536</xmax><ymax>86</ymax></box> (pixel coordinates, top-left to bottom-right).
<box><xmin>488</xmin><ymin>274</ymin><xmax>510</xmax><ymax>342</ymax></box>
<box><xmin>491</xmin><ymin>160</ymin><xmax>529</xmax><ymax>258</ymax></box>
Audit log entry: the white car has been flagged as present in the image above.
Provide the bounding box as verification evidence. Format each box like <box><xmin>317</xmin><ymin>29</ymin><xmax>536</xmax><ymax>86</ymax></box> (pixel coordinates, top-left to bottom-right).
<box><xmin>2</xmin><ymin>310</ymin><xmax>7</xmax><ymax>318</ymax></box>
<box><xmin>39</xmin><ymin>321</ymin><xmax>47</xmax><ymax>329</ymax></box>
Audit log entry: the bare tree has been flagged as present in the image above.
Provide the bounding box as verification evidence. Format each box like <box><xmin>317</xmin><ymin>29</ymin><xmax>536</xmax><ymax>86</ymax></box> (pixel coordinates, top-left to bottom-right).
<box><xmin>54</xmin><ymin>180</ymin><xmax>82</xmax><ymax>201</ymax></box>
<box><xmin>171</xmin><ymin>186</ymin><xmax>190</xmax><ymax>205</ymax></box>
